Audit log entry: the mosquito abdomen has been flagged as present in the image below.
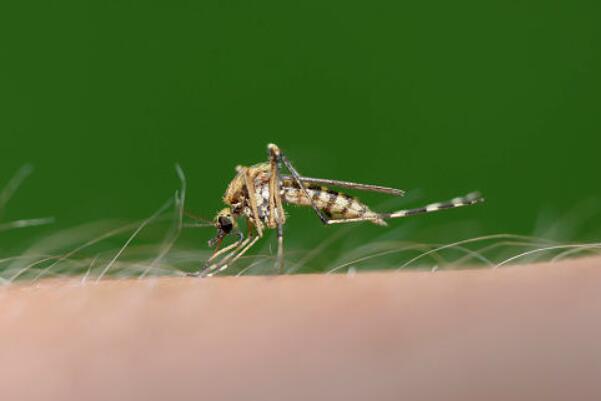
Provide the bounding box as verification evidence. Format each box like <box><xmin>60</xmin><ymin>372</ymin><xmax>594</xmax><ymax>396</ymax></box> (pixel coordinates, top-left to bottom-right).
<box><xmin>281</xmin><ymin>185</ymin><xmax>386</xmax><ymax>225</ymax></box>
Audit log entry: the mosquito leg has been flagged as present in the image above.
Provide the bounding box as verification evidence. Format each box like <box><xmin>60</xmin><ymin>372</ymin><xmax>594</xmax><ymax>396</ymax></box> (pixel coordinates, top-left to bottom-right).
<box><xmin>268</xmin><ymin>149</ymin><xmax>277</xmax><ymax>228</ymax></box>
<box><xmin>200</xmin><ymin>234</ymin><xmax>252</xmax><ymax>277</ymax></box>
<box><xmin>268</xmin><ymin>144</ymin><xmax>331</xmax><ymax>225</ymax></box>
<box><xmin>273</xmin><ymin>180</ymin><xmax>285</xmax><ymax>226</ymax></box>
<box><xmin>325</xmin><ymin>192</ymin><xmax>484</xmax><ymax>225</ymax></box>
<box><xmin>207</xmin><ymin>234</ymin><xmax>261</xmax><ymax>277</ymax></box>
<box><xmin>276</xmin><ymin>223</ymin><xmax>284</xmax><ymax>273</ymax></box>
<box><xmin>381</xmin><ymin>192</ymin><xmax>484</xmax><ymax>219</ymax></box>
<box><xmin>268</xmin><ymin>147</ymin><xmax>286</xmax><ymax>227</ymax></box>
<box><xmin>267</xmin><ymin>149</ymin><xmax>287</xmax><ymax>274</ymax></box>
<box><xmin>203</xmin><ymin>231</ymin><xmax>244</xmax><ymax>268</ymax></box>
<box><xmin>201</xmin><ymin>221</ymin><xmax>263</xmax><ymax>277</ymax></box>
<box><xmin>188</xmin><ymin>232</ymin><xmax>245</xmax><ymax>276</ymax></box>
<box><xmin>267</xmin><ymin>145</ymin><xmax>287</xmax><ymax>274</ymax></box>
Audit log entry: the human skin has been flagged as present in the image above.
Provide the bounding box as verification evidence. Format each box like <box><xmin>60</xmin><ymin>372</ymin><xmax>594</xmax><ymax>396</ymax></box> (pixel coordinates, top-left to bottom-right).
<box><xmin>1</xmin><ymin>257</ymin><xmax>600</xmax><ymax>401</ymax></box>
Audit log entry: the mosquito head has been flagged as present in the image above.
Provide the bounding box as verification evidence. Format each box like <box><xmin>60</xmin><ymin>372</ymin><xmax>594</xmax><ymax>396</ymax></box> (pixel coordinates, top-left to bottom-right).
<box><xmin>208</xmin><ymin>208</ymin><xmax>236</xmax><ymax>247</ymax></box>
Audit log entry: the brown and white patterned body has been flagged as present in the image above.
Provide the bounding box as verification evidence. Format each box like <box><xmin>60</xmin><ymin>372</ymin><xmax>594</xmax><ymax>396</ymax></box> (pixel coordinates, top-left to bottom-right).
<box><xmin>200</xmin><ymin>143</ymin><xmax>482</xmax><ymax>277</ymax></box>
<box><xmin>223</xmin><ymin>163</ymin><xmax>385</xmax><ymax>232</ymax></box>
<box><xmin>280</xmin><ymin>182</ymin><xmax>386</xmax><ymax>226</ymax></box>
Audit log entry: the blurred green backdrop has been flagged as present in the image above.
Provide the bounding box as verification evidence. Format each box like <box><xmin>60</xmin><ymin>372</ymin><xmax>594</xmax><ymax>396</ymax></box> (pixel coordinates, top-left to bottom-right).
<box><xmin>1</xmin><ymin>0</ymin><xmax>599</xmax><ymax>253</ymax></box>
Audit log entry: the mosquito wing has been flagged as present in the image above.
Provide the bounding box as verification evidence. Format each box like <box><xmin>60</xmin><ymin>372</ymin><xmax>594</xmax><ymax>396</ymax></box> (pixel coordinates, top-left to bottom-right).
<box><xmin>280</xmin><ymin>175</ymin><xmax>405</xmax><ymax>197</ymax></box>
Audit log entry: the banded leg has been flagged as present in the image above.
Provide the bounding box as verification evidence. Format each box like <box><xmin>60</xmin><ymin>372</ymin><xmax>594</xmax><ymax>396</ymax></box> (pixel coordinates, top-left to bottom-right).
<box><xmin>326</xmin><ymin>192</ymin><xmax>484</xmax><ymax>225</ymax></box>
<box><xmin>268</xmin><ymin>144</ymin><xmax>331</xmax><ymax>224</ymax></box>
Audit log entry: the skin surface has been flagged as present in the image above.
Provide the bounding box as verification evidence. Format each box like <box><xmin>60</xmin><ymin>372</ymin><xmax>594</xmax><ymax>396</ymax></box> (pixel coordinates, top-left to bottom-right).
<box><xmin>1</xmin><ymin>257</ymin><xmax>601</xmax><ymax>401</ymax></box>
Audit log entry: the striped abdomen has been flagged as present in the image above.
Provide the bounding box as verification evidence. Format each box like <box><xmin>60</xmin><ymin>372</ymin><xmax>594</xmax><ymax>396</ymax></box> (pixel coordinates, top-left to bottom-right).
<box><xmin>281</xmin><ymin>184</ymin><xmax>386</xmax><ymax>226</ymax></box>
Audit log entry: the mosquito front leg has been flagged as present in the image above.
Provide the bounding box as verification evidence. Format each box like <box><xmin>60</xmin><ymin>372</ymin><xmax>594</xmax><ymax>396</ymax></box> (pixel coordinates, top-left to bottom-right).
<box><xmin>268</xmin><ymin>143</ymin><xmax>331</xmax><ymax>225</ymax></box>
<box><xmin>201</xmin><ymin>233</ymin><xmax>253</xmax><ymax>277</ymax></box>
<box><xmin>211</xmin><ymin>234</ymin><xmax>261</xmax><ymax>276</ymax></box>
<box><xmin>201</xmin><ymin>220</ymin><xmax>266</xmax><ymax>277</ymax></box>
<box><xmin>204</xmin><ymin>231</ymin><xmax>244</xmax><ymax>267</ymax></box>
<box><xmin>189</xmin><ymin>232</ymin><xmax>245</xmax><ymax>277</ymax></box>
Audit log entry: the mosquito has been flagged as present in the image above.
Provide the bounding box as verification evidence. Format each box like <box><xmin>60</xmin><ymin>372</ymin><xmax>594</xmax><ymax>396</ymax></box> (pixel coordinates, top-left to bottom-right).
<box><xmin>192</xmin><ymin>143</ymin><xmax>484</xmax><ymax>277</ymax></box>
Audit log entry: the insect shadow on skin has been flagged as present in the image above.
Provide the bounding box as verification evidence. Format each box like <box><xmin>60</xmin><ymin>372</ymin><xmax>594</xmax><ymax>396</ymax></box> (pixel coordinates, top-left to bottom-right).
<box><xmin>191</xmin><ymin>144</ymin><xmax>484</xmax><ymax>278</ymax></box>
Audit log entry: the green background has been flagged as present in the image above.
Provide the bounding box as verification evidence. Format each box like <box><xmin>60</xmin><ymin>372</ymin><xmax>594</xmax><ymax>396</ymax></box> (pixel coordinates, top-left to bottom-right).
<box><xmin>1</xmin><ymin>1</ymin><xmax>599</xmax><ymax>255</ymax></box>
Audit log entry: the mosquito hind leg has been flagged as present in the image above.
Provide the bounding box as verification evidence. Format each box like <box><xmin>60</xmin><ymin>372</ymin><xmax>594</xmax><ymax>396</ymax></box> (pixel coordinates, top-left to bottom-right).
<box><xmin>382</xmin><ymin>192</ymin><xmax>484</xmax><ymax>219</ymax></box>
<box><xmin>324</xmin><ymin>192</ymin><xmax>485</xmax><ymax>225</ymax></box>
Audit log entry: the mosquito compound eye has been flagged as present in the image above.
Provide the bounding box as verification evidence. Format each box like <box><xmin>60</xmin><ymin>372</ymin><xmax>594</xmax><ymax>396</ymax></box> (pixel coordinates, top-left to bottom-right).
<box><xmin>218</xmin><ymin>216</ymin><xmax>233</xmax><ymax>233</ymax></box>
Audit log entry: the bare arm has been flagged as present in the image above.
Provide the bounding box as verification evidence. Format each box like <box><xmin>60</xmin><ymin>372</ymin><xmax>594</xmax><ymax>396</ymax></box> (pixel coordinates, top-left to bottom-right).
<box><xmin>1</xmin><ymin>257</ymin><xmax>600</xmax><ymax>401</ymax></box>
